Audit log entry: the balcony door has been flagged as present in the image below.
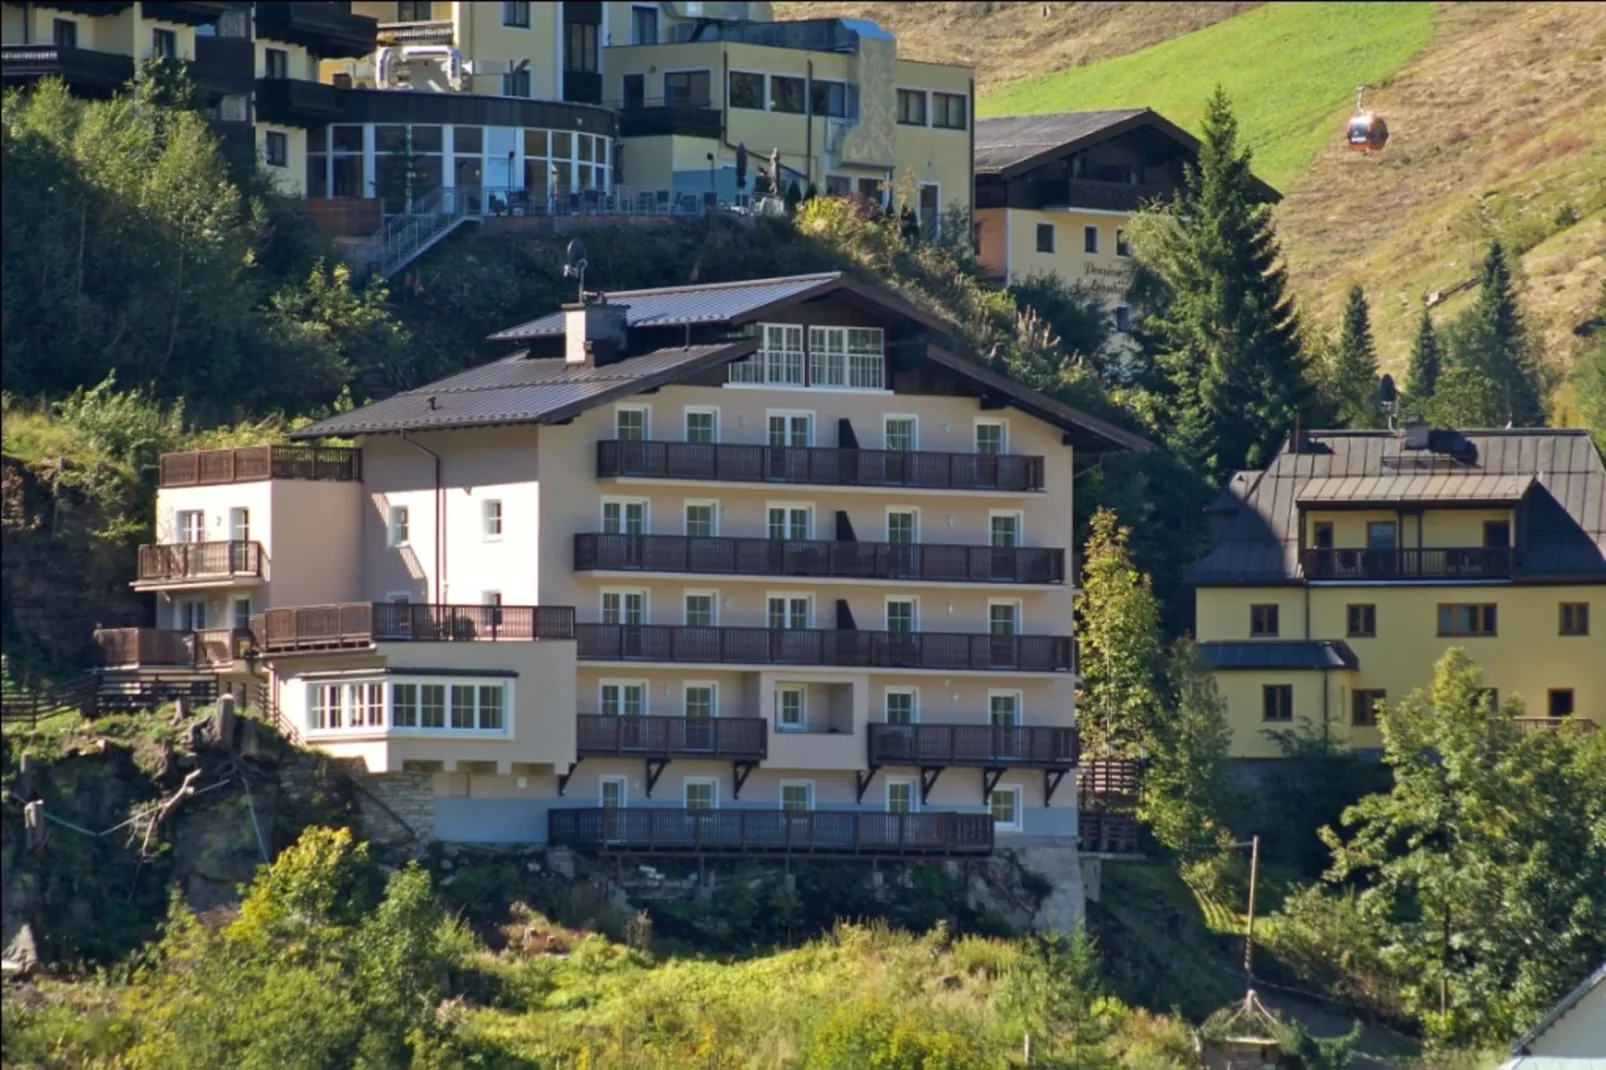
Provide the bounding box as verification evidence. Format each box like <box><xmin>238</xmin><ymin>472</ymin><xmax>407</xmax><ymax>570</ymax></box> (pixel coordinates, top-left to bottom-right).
<box><xmin>767</xmin><ymin>413</ymin><xmax>812</xmax><ymax>481</ymax></box>
<box><xmin>768</xmin><ymin>505</ymin><xmax>816</xmax><ymax>574</ymax></box>
<box><xmin>989</xmin><ymin>512</ymin><xmax>1021</xmax><ymax>581</ymax></box>
<box><xmin>602</xmin><ymin>501</ymin><xmax>646</xmax><ymax>567</ymax></box>
<box><xmin>683</xmin><ymin>683</ymin><xmax>716</xmax><ymax>752</ymax></box>
<box><xmin>988</xmin><ymin>602</ymin><xmax>1019</xmax><ymax>668</ymax></box>
<box><xmin>601</xmin><ymin>681</ymin><xmax>647</xmax><ymax>749</ymax></box>
<box><xmin>1365</xmin><ymin>521</ymin><xmax>1397</xmax><ymax>576</ymax></box>
<box><xmin>768</xmin><ymin>595</ymin><xmax>812</xmax><ymax>661</ymax></box>
<box><xmin>602</xmin><ymin>590</ymin><xmax>647</xmax><ymax>657</ymax></box>
<box><xmin>990</xmin><ymin>691</ymin><xmax>1025</xmax><ymax>760</ymax></box>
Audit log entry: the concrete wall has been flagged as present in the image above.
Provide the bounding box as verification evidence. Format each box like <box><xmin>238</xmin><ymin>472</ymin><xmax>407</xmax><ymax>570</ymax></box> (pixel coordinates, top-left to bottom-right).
<box><xmin>1198</xmin><ymin>584</ymin><xmax>1606</xmax><ymax>757</ymax></box>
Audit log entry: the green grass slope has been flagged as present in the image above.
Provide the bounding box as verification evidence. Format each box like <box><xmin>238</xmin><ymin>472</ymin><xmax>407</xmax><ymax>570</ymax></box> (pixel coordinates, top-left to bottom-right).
<box><xmin>979</xmin><ymin>1</ymin><xmax>1435</xmax><ymax>191</ymax></box>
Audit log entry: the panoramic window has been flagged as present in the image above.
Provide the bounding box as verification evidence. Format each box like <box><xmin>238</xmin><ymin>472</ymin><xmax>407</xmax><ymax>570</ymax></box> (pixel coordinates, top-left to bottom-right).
<box><xmin>729</xmin><ymin>71</ymin><xmax>765</xmax><ymax>110</ymax></box>
<box><xmin>313</xmin><ymin>680</ymin><xmax>506</xmax><ymax>734</ymax></box>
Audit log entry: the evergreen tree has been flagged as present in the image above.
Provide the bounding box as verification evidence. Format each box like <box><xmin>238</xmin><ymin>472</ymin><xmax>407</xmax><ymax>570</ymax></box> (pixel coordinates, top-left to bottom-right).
<box><xmin>1143</xmin><ymin>87</ymin><xmax>1316</xmax><ymax>481</ymax></box>
<box><xmin>1332</xmin><ymin>285</ymin><xmax>1381</xmax><ymax>428</ymax></box>
<box><xmin>1449</xmin><ymin>239</ymin><xmax>1546</xmax><ymax>426</ymax></box>
<box><xmin>1075</xmin><ymin>509</ymin><xmax>1163</xmax><ymax>757</ymax></box>
<box><xmin>1404</xmin><ymin>306</ymin><xmax>1441</xmax><ymax>410</ymax></box>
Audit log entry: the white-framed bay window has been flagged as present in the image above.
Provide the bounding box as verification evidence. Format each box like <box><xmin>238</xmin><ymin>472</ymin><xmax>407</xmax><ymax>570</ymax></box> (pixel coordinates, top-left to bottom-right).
<box><xmin>308</xmin><ymin>677</ymin><xmax>511</xmax><ymax>736</ymax></box>
<box><xmin>809</xmin><ymin>326</ymin><xmax>884</xmax><ymax>390</ymax></box>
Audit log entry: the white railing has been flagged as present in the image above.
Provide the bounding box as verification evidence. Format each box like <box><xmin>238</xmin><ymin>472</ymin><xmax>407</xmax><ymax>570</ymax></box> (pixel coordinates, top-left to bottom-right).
<box><xmin>349</xmin><ymin>186</ymin><xmax>474</xmax><ymax>277</ymax></box>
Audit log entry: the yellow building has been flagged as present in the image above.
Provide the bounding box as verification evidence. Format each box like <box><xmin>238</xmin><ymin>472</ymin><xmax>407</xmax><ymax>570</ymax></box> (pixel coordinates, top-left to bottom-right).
<box><xmin>1</xmin><ymin>2</ymin><xmax>376</xmax><ymax>196</ymax></box>
<box><xmin>973</xmin><ymin>110</ymin><xmax>1279</xmax><ymax>335</ymax></box>
<box><xmin>1189</xmin><ymin>426</ymin><xmax>1605</xmax><ymax>760</ymax></box>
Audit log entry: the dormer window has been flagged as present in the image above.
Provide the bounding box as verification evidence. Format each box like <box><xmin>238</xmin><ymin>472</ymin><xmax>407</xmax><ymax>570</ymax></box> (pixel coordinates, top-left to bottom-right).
<box><xmin>727</xmin><ymin>324</ymin><xmax>883</xmax><ymax>390</ymax></box>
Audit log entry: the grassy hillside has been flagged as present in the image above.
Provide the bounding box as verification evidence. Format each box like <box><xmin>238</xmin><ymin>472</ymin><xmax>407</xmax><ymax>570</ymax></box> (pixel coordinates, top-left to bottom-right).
<box><xmin>979</xmin><ymin>2</ymin><xmax>1436</xmax><ymax>191</ymax></box>
<box><xmin>777</xmin><ymin>1</ymin><xmax>1260</xmax><ymax>93</ymax></box>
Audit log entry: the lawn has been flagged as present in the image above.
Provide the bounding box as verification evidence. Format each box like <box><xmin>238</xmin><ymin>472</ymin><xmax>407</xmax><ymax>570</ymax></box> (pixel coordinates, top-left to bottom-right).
<box><xmin>979</xmin><ymin>1</ymin><xmax>1436</xmax><ymax>191</ymax></box>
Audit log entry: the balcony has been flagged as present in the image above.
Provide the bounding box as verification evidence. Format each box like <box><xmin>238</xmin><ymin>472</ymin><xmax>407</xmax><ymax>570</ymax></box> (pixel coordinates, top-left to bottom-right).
<box><xmin>158</xmin><ymin>445</ymin><xmax>361</xmax><ymax>487</ymax></box>
<box><xmin>616</xmin><ymin>98</ymin><xmax>723</xmax><ymax>139</ymax></box>
<box><xmin>94</xmin><ymin>627</ymin><xmax>251</xmax><ymax>668</ymax></box>
<box><xmin>1301</xmin><ymin>547</ymin><xmax>1513</xmax><ymax>581</ymax></box>
<box><xmin>867</xmin><ymin>724</ymin><xmax>1076</xmax><ymax>768</ymax></box>
<box><xmin>141</xmin><ymin>2</ymin><xmax>234</xmax><ymax>25</ymax></box>
<box><xmin>1513</xmin><ymin>717</ymin><xmax>1597</xmax><ymax>734</ymax></box>
<box><xmin>575</xmin><ymin>624</ymin><xmax>1073</xmax><ymax>672</ymax></box>
<box><xmin>576</xmin><ymin>714</ymin><xmax>768</xmax><ymax>761</ymax></box>
<box><xmin>136</xmin><ymin>540</ymin><xmax>262</xmax><ymax>585</ymax></box>
<box><xmin>256</xmin><ymin>603</ymin><xmax>577</xmax><ymax>653</ymax></box>
<box><xmin>255</xmin><ymin>77</ymin><xmax>342</xmax><ymax>126</ymax></box>
<box><xmin>1</xmin><ymin>45</ymin><xmax>134</xmax><ymax>97</ymax></box>
<box><xmin>192</xmin><ymin>35</ymin><xmax>254</xmax><ymax>97</ymax></box>
<box><xmin>254</xmin><ymin>2</ymin><xmax>377</xmax><ymax>59</ymax></box>
<box><xmin>376</xmin><ymin>19</ymin><xmax>455</xmax><ymax>44</ymax></box>
<box><xmin>563</xmin><ymin>69</ymin><xmax>602</xmax><ymax>105</ymax></box>
<box><xmin>1027</xmin><ymin>178</ymin><xmax>1174</xmax><ymax>213</ymax></box>
<box><xmin>548</xmin><ymin>808</ymin><xmax>994</xmax><ymax>856</ymax></box>
<box><xmin>575</xmin><ymin>533</ymin><xmax>1066</xmax><ymax>585</ymax></box>
<box><xmin>598</xmin><ymin>441</ymin><xmax>1046</xmax><ymax>492</ymax></box>
<box><xmin>1076</xmin><ymin>757</ymin><xmax>1141</xmax><ymax>801</ymax></box>
<box><xmin>1078</xmin><ymin>809</ymin><xmax>1141</xmax><ymax>855</ymax></box>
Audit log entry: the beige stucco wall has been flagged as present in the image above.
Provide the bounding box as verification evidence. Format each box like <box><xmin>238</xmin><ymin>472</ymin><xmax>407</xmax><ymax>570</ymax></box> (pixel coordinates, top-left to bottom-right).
<box><xmin>1198</xmin><ymin>584</ymin><xmax>1605</xmax><ymax>757</ymax></box>
<box><xmin>1301</xmin><ymin>507</ymin><xmax>1518</xmax><ymax>548</ymax></box>
<box><xmin>980</xmin><ymin>207</ymin><xmax>1136</xmax><ymax>306</ymax></box>
<box><xmin>3</xmin><ymin>6</ymin><xmax>196</xmax><ymax>60</ymax></box>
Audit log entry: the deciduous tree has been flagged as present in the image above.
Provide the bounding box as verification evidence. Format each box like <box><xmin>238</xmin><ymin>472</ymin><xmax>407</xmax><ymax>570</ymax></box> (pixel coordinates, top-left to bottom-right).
<box><xmin>1139</xmin><ymin>639</ymin><xmax>1233</xmax><ymax>860</ymax></box>
<box><xmin>1076</xmin><ymin>508</ymin><xmax>1163</xmax><ymax>756</ymax></box>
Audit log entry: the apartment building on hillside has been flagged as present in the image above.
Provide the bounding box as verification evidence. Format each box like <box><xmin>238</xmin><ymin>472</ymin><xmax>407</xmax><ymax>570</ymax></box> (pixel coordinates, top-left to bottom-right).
<box><xmin>1</xmin><ymin>0</ymin><xmax>377</xmax><ymax>194</ymax></box>
<box><xmin>973</xmin><ymin>109</ymin><xmax>1279</xmax><ymax>337</ymax></box>
<box><xmin>99</xmin><ymin>270</ymin><xmax>1152</xmax><ymax>859</ymax></box>
<box><xmin>1189</xmin><ymin>425</ymin><xmax>1604</xmax><ymax>760</ymax></box>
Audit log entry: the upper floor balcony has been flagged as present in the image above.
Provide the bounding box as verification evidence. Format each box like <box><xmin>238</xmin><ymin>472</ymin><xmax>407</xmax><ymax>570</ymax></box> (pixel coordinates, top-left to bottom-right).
<box><xmin>94</xmin><ymin>626</ymin><xmax>251</xmax><ymax>669</ymax></box>
<box><xmin>255</xmin><ymin>2</ymin><xmax>377</xmax><ymax>60</ymax></box>
<box><xmin>1028</xmin><ymin>178</ymin><xmax>1174</xmax><ymax>214</ymax></box>
<box><xmin>573</xmin><ymin>533</ymin><xmax>1066</xmax><ymax>585</ymax></box>
<box><xmin>597</xmin><ymin>441</ymin><xmax>1045</xmax><ymax>493</ymax></box>
<box><xmin>615</xmin><ymin>97</ymin><xmax>724</xmax><ymax>139</ymax></box>
<box><xmin>867</xmin><ymin>723</ymin><xmax>1076</xmax><ymax>768</ymax></box>
<box><xmin>159</xmin><ymin>445</ymin><xmax>361</xmax><ymax>487</ymax></box>
<box><xmin>135</xmin><ymin>540</ymin><xmax>262</xmax><ymax>587</ymax></box>
<box><xmin>1</xmin><ymin>44</ymin><xmax>134</xmax><ymax>98</ymax></box>
<box><xmin>375</xmin><ymin>17</ymin><xmax>454</xmax><ymax>44</ymax></box>
<box><xmin>1301</xmin><ymin>547</ymin><xmax>1514</xmax><ymax>582</ymax></box>
<box><xmin>575</xmin><ymin>624</ymin><xmax>1073</xmax><ymax>672</ymax></box>
<box><xmin>256</xmin><ymin>602</ymin><xmax>576</xmax><ymax>653</ymax></box>
<box><xmin>575</xmin><ymin>714</ymin><xmax>768</xmax><ymax>762</ymax></box>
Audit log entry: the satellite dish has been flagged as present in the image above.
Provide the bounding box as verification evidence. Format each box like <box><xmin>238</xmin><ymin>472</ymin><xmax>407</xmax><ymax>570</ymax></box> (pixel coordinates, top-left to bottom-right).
<box><xmin>562</xmin><ymin>238</ymin><xmax>589</xmax><ymax>300</ymax></box>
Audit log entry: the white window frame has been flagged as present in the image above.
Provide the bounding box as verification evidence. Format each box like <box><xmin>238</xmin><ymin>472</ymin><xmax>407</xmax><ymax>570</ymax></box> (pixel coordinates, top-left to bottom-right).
<box><xmin>683</xmin><ymin>588</ymin><xmax>718</xmax><ymax>627</ymax></box>
<box><xmin>600</xmin><ymin>496</ymin><xmax>650</xmax><ymax>535</ymax></box>
<box><xmin>884</xmin><ymin>686</ymin><xmax>919</xmax><ymax>724</ymax></box>
<box><xmin>778</xmin><ymin>779</ymin><xmax>816</xmax><ymax>812</ymax></box>
<box><xmin>989</xmin><ymin>784</ymin><xmax>1024</xmax><ymax>831</ymax></box>
<box><xmin>807</xmin><ymin>325</ymin><xmax>886</xmax><ymax>391</ymax></box>
<box><xmin>988</xmin><ymin>509</ymin><xmax>1024</xmax><ymax>548</ymax></box>
<box><xmin>883</xmin><ymin>414</ymin><xmax>919</xmax><ymax>451</ymax></box>
<box><xmin>228</xmin><ymin>507</ymin><xmax>250</xmax><ymax>543</ymax></box>
<box><xmin>176</xmin><ymin>509</ymin><xmax>205</xmax><ymax>544</ymax></box>
<box><xmin>614</xmin><ymin>404</ymin><xmax>650</xmax><ymax>440</ymax></box>
<box><xmin>885</xmin><ymin>506</ymin><xmax>920</xmax><ymax>544</ymax></box>
<box><xmin>683</xmin><ymin>776</ymin><xmax>720</xmax><ymax>810</ymax></box>
<box><xmin>730</xmin><ymin>323</ymin><xmax>805</xmax><ymax>386</ymax></box>
<box><xmin>387</xmin><ymin>505</ymin><xmax>410</xmax><ymax>548</ymax></box>
<box><xmin>774</xmin><ymin>685</ymin><xmax>807</xmax><ymax>732</ymax></box>
<box><xmin>598</xmin><ymin>679</ymin><xmax>649</xmax><ymax>716</ymax></box>
<box><xmin>728</xmin><ymin>67</ymin><xmax>768</xmax><ymax>110</ymax></box>
<box><xmin>988</xmin><ymin>598</ymin><xmax>1023</xmax><ymax>635</ymax></box>
<box><xmin>766</xmin><ymin>592</ymin><xmax>814</xmax><ymax>630</ymax></box>
<box><xmin>886</xmin><ymin>776</ymin><xmax>919</xmax><ymax>813</ymax></box>
<box><xmin>599</xmin><ymin>587</ymin><xmax>650</xmax><ymax>625</ymax></box>
<box><xmin>684</xmin><ymin>405</ymin><xmax>720</xmax><ymax>444</ymax></box>
<box><xmin>974</xmin><ymin>418</ymin><xmax>1009</xmax><ymax>455</ymax></box>
<box><xmin>308</xmin><ymin>677</ymin><xmax>513</xmax><ymax>738</ymax></box>
<box><xmin>683</xmin><ymin>499</ymin><xmax>719</xmax><ymax>537</ymax></box>
<box><xmin>599</xmin><ymin>774</ymin><xmax>628</xmax><ymax>808</ymax></box>
<box><xmin>683</xmin><ymin>680</ymin><xmax>719</xmax><ymax>718</ymax></box>
<box><xmin>765</xmin><ymin>409</ymin><xmax>815</xmax><ymax>446</ymax></box>
<box><xmin>482</xmin><ymin>498</ymin><xmax>503</xmax><ymax>541</ymax></box>
<box><xmin>884</xmin><ymin>596</ymin><xmax>920</xmax><ymax>632</ymax></box>
<box><xmin>232</xmin><ymin>596</ymin><xmax>252</xmax><ymax>631</ymax></box>
<box><xmin>178</xmin><ymin>599</ymin><xmax>207</xmax><ymax>632</ymax></box>
<box><xmin>988</xmin><ymin>689</ymin><xmax>1023</xmax><ymax>726</ymax></box>
<box><xmin>765</xmin><ymin>502</ymin><xmax>815</xmax><ymax>540</ymax></box>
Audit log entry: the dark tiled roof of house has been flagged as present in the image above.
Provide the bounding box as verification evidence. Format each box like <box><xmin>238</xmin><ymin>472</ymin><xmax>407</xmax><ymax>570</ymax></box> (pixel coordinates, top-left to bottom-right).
<box><xmin>1187</xmin><ymin>430</ymin><xmax>1606</xmax><ymax>585</ymax></box>
<box><xmin>1199</xmin><ymin>640</ymin><xmax>1359</xmax><ymax>671</ymax></box>
<box><xmin>292</xmin><ymin>342</ymin><xmax>756</xmax><ymax>438</ymax></box>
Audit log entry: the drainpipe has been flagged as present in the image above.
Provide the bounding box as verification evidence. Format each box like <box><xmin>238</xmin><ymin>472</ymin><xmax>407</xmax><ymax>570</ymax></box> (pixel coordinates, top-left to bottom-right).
<box><xmin>968</xmin><ymin>76</ymin><xmax>976</xmax><ymax>243</ymax></box>
<box><xmin>402</xmin><ymin>432</ymin><xmax>444</xmax><ymax>605</ymax></box>
<box><xmin>805</xmin><ymin>59</ymin><xmax>813</xmax><ymax>188</ymax></box>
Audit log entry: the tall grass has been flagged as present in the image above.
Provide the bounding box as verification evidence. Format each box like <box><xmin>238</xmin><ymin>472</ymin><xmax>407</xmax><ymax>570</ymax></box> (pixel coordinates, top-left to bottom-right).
<box><xmin>980</xmin><ymin>2</ymin><xmax>1436</xmax><ymax>190</ymax></box>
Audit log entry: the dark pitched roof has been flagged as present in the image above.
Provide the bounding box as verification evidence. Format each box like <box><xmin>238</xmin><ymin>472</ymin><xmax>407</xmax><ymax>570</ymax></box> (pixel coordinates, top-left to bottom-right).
<box><xmin>291</xmin><ymin>342</ymin><xmax>756</xmax><ymax>439</ymax></box>
<box><xmin>1187</xmin><ymin>430</ymin><xmax>1606</xmax><ymax>585</ymax></box>
<box><xmin>1199</xmin><ymin>640</ymin><xmax>1359</xmax><ymax>672</ymax></box>
<box><xmin>974</xmin><ymin>108</ymin><xmax>1282</xmax><ymax>202</ymax></box>
<box><xmin>487</xmin><ymin>272</ymin><xmax>953</xmax><ymax>342</ymax></box>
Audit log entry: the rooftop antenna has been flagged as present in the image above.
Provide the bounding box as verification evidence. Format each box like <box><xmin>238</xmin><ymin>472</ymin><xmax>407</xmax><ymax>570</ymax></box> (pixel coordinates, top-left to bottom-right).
<box><xmin>1376</xmin><ymin>373</ymin><xmax>1399</xmax><ymax>432</ymax></box>
<box><xmin>562</xmin><ymin>238</ymin><xmax>589</xmax><ymax>303</ymax></box>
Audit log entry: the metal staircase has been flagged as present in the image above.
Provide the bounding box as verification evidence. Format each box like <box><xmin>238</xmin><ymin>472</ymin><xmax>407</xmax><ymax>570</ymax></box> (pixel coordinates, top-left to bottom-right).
<box><xmin>348</xmin><ymin>187</ymin><xmax>481</xmax><ymax>278</ymax></box>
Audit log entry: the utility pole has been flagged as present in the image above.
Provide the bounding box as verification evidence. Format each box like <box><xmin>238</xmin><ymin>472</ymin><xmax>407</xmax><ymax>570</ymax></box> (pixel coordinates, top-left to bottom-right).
<box><xmin>1243</xmin><ymin>834</ymin><xmax>1260</xmax><ymax>991</ymax></box>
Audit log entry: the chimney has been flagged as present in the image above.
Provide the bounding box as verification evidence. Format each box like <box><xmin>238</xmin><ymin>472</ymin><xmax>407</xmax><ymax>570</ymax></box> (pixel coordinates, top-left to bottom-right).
<box><xmin>563</xmin><ymin>296</ymin><xmax>629</xmax><ymax>367</ymax></box>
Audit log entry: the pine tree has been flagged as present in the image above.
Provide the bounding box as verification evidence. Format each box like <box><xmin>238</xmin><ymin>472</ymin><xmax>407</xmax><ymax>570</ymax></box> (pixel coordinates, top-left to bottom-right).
<box><xmin>1405</xmin><ymin>306</ymin><xmax>1441</xmax><ymax>409</ymax></box>
<box><xmin>1333</xmin><ymin>285</ymin><xmax>1381</xmax><ymax>428</ymax></box>
<box><xmin>1145</xmin><ymin>87</ymin><xmax>1316</xmax><ymax>481</ymax></box>
<box><xmin>1075</xmin><ymin>509</ymin><xmax>1163</xmax><ymax>758</ymax></box>
<box><xmin>1450</xmin><ymin>239</ymin><xmax>1546</xmax><ymax>426</ymax></box>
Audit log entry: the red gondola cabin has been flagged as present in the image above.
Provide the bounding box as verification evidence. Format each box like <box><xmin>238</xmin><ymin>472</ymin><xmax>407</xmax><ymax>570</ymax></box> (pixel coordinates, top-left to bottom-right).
<box><xmin>1346</xmin><ymin>112</ymin><xmax>1388</xmax><ymax>152</ymax></box>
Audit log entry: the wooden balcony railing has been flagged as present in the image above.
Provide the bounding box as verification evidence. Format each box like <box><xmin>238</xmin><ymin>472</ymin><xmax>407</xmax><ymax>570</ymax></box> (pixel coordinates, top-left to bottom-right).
<box><xmin>256</xmin><ymin>603</ymin><xmax>577</xmax><ymax>652</ymax></box>
<box><xmin>548</xmin><ymin>808</ymin><xmax>994</xmax><ymax>856</ymax></box>
<box><xmin>1079</xmin><ymin>809</ymin><xmax>1141</xmax><ymax>855</ymax></box>
<box><xmin>137</xmin><ymin>540</ymin><xmax>262</xmax><ymax>582</ymax></box>
<box><xmin>598</xmin><ymin>440</ymin><xmax>1046</xmax><ymax>492</ymax></box>
<box><xmin>377</xmin><ymin>18</ymin><xmax>456</xmax><ymax>43</ymax></box>
<box><xmin>576</xmin><ymin>715</ymin><xmax>768</xmax><ymax>760</ymax></box>
<box><xmin>867</xmin><ymin>724</ymin><xmax>1076</xmax><ymax>767</ymax></box>
<box><xmin>575</xmin><ymin>533</ymin><xmax>1066</xmax><ymax>584</ymax></box>
<box><xmin>158</xmin><ymin>445</ymin><xmax>361</xmax><ymax>487</ymax></box>
<box><xmin>1301</xmin><ymin>547</ymin><xmax>1513</xmax><ymax>581</ymax></box>
<box><xmin>576</xmin><ymin>624</ymin><xmax>1073</xmax><ymax>672</ymax></box>
<box><xmin>93</xmin><ymin>627</ymin><xmax>252</xmax><ymax>668</ymax></box>
<box><xmin>1076</xmin><ymin>758</ymin><xmax>1142</xmax><ymax>800</ymax></box>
